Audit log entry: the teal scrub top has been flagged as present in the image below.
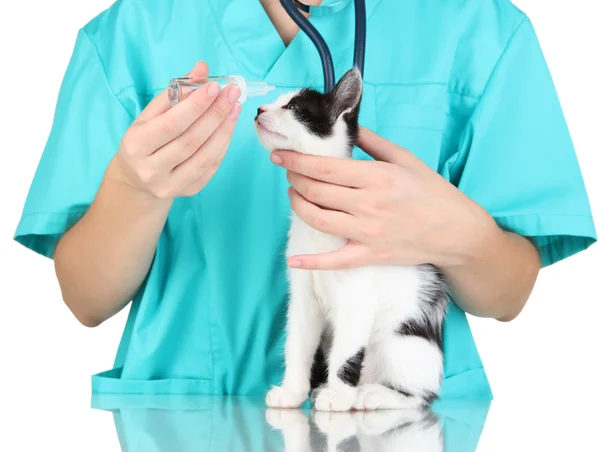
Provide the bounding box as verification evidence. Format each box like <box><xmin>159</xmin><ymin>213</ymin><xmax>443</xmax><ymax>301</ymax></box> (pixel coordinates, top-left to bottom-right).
<box><xmin>15</xmin><ymin>0</ymin><xmax>597</xmax><ymax>398</ymax></box>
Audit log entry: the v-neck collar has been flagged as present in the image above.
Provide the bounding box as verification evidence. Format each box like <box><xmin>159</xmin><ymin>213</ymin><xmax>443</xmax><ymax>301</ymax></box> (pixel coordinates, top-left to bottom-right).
<box><xmin>208</xmin><ymin>0</ymin><xmax>381</xmax><ymax>90</ymax></box>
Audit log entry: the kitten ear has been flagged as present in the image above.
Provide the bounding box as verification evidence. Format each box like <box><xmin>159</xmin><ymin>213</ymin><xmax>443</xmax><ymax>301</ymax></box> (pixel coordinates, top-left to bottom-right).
<box><xmin>330</xmin><ymin>67</ymin><xmax>363</xmax><ymax>119</ymax></box>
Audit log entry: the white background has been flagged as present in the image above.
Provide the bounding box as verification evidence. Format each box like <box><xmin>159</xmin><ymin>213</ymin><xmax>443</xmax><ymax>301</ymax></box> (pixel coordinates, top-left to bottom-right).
<box><xmin>0</xmin><ymin>1</ymin><xmax>598</xmax><ymax>450</ymax></box>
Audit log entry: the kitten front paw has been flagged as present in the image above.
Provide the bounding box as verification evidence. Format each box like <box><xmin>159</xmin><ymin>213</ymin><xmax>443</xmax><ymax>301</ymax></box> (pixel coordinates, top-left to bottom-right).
<box><xmin>266</xmin><ymin>386</ymin><xmax>308</xmax><ymax>408</ymax></box>
<box><xmin>310</xmin><ymin>384</ymin><xmax>327</xmax><ymax>402</ymax></box>
<box><xmin>353</xmin><ymin>384</ymin><xmax>386</xmax><ymax>411</ymax></box>
<box><xmin>314</xmin><ymin>387</ymin><xmax>356</xmax><ymax>412</ymax></box>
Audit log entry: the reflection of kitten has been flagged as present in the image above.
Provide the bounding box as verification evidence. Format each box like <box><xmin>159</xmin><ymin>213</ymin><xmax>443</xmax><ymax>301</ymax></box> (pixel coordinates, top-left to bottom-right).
<box><xmin>266</xmin><ymin>407</ymin><xmax>442</xmax><ymax>452</ymax></box>
<box><xmin>255</xmin><ymin>68</ymin><xmax>448</xmax><ymax>411</ymax></box>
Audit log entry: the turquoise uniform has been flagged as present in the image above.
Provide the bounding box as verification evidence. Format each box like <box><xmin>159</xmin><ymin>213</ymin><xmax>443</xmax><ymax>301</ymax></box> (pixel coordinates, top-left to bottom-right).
<box><xmin>15</xmin><ymin>0</ymin><xmax>596</xmax><ymax>398</ymax></box>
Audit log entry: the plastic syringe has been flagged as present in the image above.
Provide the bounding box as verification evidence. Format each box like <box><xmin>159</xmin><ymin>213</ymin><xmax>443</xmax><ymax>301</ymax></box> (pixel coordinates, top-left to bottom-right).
<box><xmin>168</xmin><ymin>75</ymin><xmax>276</xmax><ymax>106</ymax></box>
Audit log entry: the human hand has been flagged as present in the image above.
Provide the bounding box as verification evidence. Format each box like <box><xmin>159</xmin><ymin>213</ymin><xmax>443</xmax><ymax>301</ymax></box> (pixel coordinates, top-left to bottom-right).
<box><xmin>112</xmin><ymin>61</ymin><xmax>242</xmax><ymax>200</ymax></box>
<box><xmin>270</xmin><ymin>127</ymin><xmax>495</xmax><ymax>270</ymax></box>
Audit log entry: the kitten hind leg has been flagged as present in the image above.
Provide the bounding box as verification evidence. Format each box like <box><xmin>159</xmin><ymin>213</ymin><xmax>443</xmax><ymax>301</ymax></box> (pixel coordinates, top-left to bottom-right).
<box><xmin>353</xmin><ymin>384</ymin><xmax>426</xmax><ymax>410</ymax></box>
<box><xmin>354</xmin><ymin>334</ymin><xmax>443</xmax><ymax>410</ymax></box>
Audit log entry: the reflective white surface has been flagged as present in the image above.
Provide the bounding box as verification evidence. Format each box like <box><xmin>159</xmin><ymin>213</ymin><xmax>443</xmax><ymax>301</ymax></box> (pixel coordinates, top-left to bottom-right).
<box><xmin>3</xmin><ymin>390</ymin><xmax>598</xmax><ymax>450</ymax></box>
<box><xmin>94</xmin><ymin>395</ymin><xmax>486</xmax><ymax>451</ymax></box>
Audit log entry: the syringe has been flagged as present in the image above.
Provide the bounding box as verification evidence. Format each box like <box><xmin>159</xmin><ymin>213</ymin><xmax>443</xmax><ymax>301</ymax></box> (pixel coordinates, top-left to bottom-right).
<box><xmin>168</xmin><ymin>75</ymin><xmax>276</xmax><ymax>106</ymax></box>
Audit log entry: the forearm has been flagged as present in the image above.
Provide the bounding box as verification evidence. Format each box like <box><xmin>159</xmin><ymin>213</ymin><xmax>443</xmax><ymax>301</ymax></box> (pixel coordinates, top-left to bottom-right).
<box><xmin>441</xmin><ymin>208</ymin><xmax>541</xmax><ymax>321</ymax></box>
<box><xmin>54</xmin><ymin>156</ymin><xmax>172</xmax><ymax>327</ymax></box>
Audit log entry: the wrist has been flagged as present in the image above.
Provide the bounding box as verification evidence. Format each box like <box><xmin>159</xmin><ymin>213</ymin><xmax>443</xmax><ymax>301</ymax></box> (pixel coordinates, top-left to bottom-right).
<box><xmin>101</xmin><ymin>155</ymin><xmax>174</xmax><ymax>214</ymax></box>
<box><xmin>437</xmin><ymin>200</ymin><xmax>503</xmax><ymax>270</ymax></box>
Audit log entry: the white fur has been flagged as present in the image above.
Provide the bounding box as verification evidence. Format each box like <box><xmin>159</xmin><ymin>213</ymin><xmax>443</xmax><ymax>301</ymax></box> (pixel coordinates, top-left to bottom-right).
<box><xmin>257</xmin><ymin>76</ymin><xmax>446</xmax><ymax>412</ymax></box>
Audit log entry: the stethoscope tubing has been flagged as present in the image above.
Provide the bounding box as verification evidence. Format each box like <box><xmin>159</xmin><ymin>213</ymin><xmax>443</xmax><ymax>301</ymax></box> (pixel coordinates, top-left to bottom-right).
<box><xmin>281</xmin><ymin>0</ymin><xmax>366</xmax><ymax>93</ymax></box>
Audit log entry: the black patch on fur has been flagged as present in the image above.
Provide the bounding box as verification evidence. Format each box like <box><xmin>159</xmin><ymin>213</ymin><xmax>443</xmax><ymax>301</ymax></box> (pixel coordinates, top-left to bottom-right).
<box><xmin>336</xmin><ymin>348</ymin><xmax>365</xmax><ymax>387</ymax></box>
<box><xmin>289</xmin><ymin>89</ymin><xmax>336</xmax><ymax>138</ymax></box>
<box><xmin>286</xmin><ymin>68</ymin><xmax>362</xmax><ymax>154</ymax></box>
<box><xmin>384</xmin><ymin>382</ymin><xmax>438</xmax><ymax>407</ymax></box>
<box><xmin>310</xmin><ymin>346</ymin><xmax>329</xmax><ymax>389</ymax></box>
<box><xmin>383</xmin><ymin>382</ymin><xmax>413</xmax><ymax>398</ymax></box>
<box><xmin>423</xmin><ymin>391</ymin><xmax>438</xmax><ymax>406</ymax></box>
<box><xmin>394</xmin><ymin>264</ymin><xmax>448</xmax><ymax>351</ymax></box>
<box><xmin>328</xmin><ymin>68</ymin><xmax>362</xmax><ymax>147</ymax></box>
<box><xmin>417</xmin><ymin>264</ymin><xmax>449</xmax><ymax>309</ymax></box>
<box><xmin>397</xmin><ymin>317</ymin><xmax>443</xmax><ymax>350</ymax></box>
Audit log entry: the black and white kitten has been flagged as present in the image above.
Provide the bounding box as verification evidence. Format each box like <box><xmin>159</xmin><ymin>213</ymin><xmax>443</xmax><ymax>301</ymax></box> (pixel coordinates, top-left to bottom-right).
<box><xmin>255</xmin><ymin>68</ymin><xmax>448</xmax><ymax>411</ymax></box>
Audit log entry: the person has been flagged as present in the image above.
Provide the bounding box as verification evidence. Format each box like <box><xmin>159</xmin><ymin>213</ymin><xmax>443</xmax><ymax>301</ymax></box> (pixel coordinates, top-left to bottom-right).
<box><xmin>14</xmin><ymin>0</ymin><xmax>596</xmax><ymax>398</ymax></box>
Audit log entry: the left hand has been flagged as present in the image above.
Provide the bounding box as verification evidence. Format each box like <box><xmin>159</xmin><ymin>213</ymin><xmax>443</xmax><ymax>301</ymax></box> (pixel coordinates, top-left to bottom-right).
<box><xmin>270</xmin><ymin>127</ymin><xmax>495</xmax><ymax>271</ymax></box>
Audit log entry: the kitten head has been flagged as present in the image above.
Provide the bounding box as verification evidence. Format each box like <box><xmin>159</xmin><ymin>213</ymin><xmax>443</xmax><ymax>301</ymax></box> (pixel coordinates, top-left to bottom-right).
<box><xmin>254</xmin><ymin>68</ymin><xmax>363</xmax><ymax>157</ymax></box>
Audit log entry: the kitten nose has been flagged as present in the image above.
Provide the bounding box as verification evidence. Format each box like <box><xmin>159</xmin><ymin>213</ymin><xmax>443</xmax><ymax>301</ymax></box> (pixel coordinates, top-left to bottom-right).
<box><xmin>257</xmin><ymin>106</ymin><xmax>267</xmax><ymax>116</ymax></box>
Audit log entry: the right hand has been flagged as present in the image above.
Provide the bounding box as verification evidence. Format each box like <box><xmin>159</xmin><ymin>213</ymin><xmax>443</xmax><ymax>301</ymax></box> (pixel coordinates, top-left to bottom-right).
<box><xmin>112</xmin><ymin>61</ymin><xmax>242</xmax><ymax>199</ymax></box>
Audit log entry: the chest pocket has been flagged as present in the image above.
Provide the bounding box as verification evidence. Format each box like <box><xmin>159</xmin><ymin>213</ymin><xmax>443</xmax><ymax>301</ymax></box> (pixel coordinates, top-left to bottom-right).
<box><xmin>369</xmin><ymin>84</ymin><xmax>448</xmax><ymax>171</ymax></box>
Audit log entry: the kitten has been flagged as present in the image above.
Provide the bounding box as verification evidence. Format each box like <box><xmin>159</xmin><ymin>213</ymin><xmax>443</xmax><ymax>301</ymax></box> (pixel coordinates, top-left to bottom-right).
<box><xmin>255</xmin><ymin>68</ymin><xmax>448</xmax><ymax>412</ymax></box>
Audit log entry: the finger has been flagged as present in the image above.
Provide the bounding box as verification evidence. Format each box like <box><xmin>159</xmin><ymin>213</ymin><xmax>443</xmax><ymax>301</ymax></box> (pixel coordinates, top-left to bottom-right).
<box><xmin>287</xmin><ymin>242</ymin><xmax>370</xmax><ymax>271</ymax></box>
<box><xmin>150</xmin><ymin>84</ymin><xmax>241</xmax><ymax>169</ymax></box>
<box><xmin>170</xmin><ymin>101</ymin><xmax>242</xmax><ymax>189</ymax></box>
<box><xmin>136</xmin><ymin>61</ymin><xmax>210</xmax><ymax>123</ymax></box>
<box><xmin>170</xmin><ymin>61</ymin><xmax>213</xmax><ymax>105</ymax></box>
<box><xmin>271</xmin><ymin>151</ymin><xmax>371</xmax><ymax>188</ymax></box>
<box><xmin>189</xmin><ymin>61</ymin><xmax>209</xmax><ymax>78</ymax></box>
<box><xmin>356</xmin><ymin>127</ymin><xmax>415</xmax><ymax>166</ymax></box>
<box><xmin>287</xmin><ymin>171</ymin><xmax>359</xmax><ymax>214</ymax></box>
<box><xmin>141</xmin><ymin>80</ymin><xmax>224</xmax><ymax>153</ymax></box>
<box><xmin>134</xmin><ymin>90</ymin><xmax>171</xmax><ymax>124</ymax></box>
<box><xmin>289</xmin><ymin>187</ymin><xmax>362</xmax><ymax>239</ymax></box>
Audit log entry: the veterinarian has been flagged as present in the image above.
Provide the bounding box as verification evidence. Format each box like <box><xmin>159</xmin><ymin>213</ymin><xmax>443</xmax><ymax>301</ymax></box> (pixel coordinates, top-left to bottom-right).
<box><xmin>15</xmin><ymin>0</ymin><xmax>596</xmax><ymax>398</ymax></box>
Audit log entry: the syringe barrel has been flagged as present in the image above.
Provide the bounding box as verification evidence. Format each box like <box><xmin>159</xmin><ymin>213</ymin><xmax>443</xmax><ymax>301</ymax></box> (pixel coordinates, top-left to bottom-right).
<box><xmin>168</xmin><ymin>75</ymin><xmax>248</xmax><ymax>106</ymax></box>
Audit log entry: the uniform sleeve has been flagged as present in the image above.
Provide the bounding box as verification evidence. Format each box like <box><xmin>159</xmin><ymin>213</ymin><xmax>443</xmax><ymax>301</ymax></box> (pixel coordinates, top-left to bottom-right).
<box><xmin>453</xmin><ymin>18</ymin><xmax>596</xmax><ymax>267</ymax></box>
<box><xmin>14</xmin><ymin>29</ymin><xmax>134</xmax><ymax>258</ymax></box>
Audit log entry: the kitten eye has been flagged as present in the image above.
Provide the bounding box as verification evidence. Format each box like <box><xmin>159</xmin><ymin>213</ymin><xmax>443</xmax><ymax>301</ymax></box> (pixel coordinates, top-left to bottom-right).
<box><xmin>285</xmin><ymin>102</ymin><xmax>298</xmax><ymax>111</ymax></box>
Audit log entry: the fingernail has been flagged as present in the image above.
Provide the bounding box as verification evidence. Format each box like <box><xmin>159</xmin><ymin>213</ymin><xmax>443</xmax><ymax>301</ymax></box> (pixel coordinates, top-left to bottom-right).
<box><xmin>207</xmin><ymin>82</ymin><xmax>220</xmax><ymax>98</ymax></box>
<box><xmin>227</xmin><ymin>85</ymin><xmax>241</xmax><ymax>104</ymax></box>
<box><xmin>288</xmin><ymin>260</ymin><xmax>303</xmax><ymax>268</ymax></box>
<box><xmin>271</xmin><ymin>153</ymin><xmax>283</xmax><ymax>165</ymax></box>
<box><xmin>287</xmin><ymin>186</ymin><xmax>293</xmax><ymax>197</ymax></box>
<box><xmin>228</xmin><ymin>102</ymin><xmax>242</xmax><ymax>119</ymax></box>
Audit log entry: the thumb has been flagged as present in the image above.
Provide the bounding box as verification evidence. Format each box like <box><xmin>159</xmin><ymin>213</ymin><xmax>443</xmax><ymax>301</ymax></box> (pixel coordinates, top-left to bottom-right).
<box><xmin>188</xmin><ymin>60</ymin><xmax>209</xmax><ymax>79</ymax></box>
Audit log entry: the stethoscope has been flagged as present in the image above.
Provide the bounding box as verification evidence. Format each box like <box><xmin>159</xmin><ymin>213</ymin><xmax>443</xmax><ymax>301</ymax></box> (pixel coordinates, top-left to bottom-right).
<box><xmin>280</xmin><ymin>0</ymin><xmax>367</xmax><ymax>93</ymax></box>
